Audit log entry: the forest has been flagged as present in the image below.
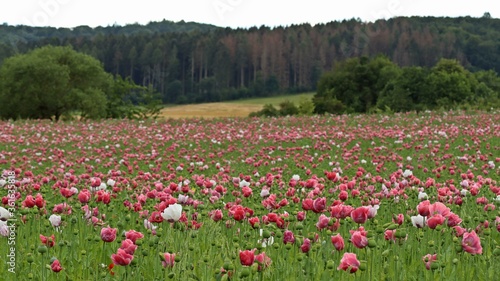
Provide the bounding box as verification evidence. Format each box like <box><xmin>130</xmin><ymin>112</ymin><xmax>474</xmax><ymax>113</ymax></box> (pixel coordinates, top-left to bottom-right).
<box><xmin>1</xmin><ymin>14</ymin><xmax>500</xmax><ymax>105</ymax></box>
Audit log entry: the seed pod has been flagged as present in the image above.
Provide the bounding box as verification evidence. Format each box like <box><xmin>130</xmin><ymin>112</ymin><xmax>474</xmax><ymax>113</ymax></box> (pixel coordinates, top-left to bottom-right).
<box><xmin>368</xmin><ymin>239</ymin><xmax>377</xmax><ymax>248</ymax></box>
<box><xmin>386</xmin><ymin>224</ymin><xmax>399</xmax><ymax>230</ymax></box>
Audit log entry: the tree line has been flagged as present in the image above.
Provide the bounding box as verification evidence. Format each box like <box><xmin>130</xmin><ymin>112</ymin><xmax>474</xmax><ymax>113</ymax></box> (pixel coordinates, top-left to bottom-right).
<box><xmin>0</xmin><ymin>46</ymin><xmax>162</xmax><ymax>121</ymax></box>
<box><xmin>313</xmin><ymin>56</ymin><xmax>500</xmax><ymax>114</ymax></box>
<box><xmin>1</xmin><ymin>15</ymin><xmax>500</xmax><ymax>104</ymax></box>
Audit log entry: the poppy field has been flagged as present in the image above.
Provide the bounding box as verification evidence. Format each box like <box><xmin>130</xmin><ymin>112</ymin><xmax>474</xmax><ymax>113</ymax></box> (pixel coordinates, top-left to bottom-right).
<box><xmin>1</xmin><ymin>111</ymin><xmax>500</xmax><ymax>281</ymax></box>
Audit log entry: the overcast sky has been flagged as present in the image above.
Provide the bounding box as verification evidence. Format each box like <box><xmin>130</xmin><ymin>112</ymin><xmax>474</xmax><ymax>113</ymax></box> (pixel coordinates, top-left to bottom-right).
<box><xmin>0</xmin><ymin>0</ymin><xmax>497</xmax><ymax>28</ymax></box>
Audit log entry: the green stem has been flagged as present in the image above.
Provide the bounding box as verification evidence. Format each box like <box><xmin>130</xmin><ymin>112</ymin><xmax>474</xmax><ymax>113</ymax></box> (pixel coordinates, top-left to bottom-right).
<box><xmin>98</xmin><ymin>242</ymin><xmax>106</xmax><ymax>281</ymax></box>
<box><xmin>369</xmin><ymin>247</ymin><xmax>374</xmax><ymax>280</ymax></box>
<box><xmin>42</xmin><ymin>253</ymin><xmax>46</xmax><ymax>281</ymax></box>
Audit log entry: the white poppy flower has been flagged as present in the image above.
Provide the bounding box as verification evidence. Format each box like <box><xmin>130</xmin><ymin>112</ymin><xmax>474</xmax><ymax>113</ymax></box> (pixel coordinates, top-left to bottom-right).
<box><xmin>418</xmin><ymin>192</ymin><xmax>428</xmax><ymax>200</ymax></box>
<box><xmin>0</xmin><ymin>221</ymin><xmax>9</xmax><ymax>237</ymax></box>
<box><xmin>368</xmin><ymin>205</ymin><xmax>379</xmax><ymax>218</ymax></box>
<box><xmin>49</xmin><ymin>214</ymin><xmax>62</xmax><ymax>227</ymax></box>
<box><xmin>239</xmin><ymin>180</ymin><xmax>250</xmax><ymax>188</ymax></box>
<box><xmin>161</xmin><ymin>203</ymin><xmax>183</xmax><ymax>222</ymax></box>
<box><xmin>70</xmin><ymin>187</ymin><xmax>79</xmax><ymax>195</ymax></box>
<box><xmin>144</xmin><ymin>219</ymin><xmax>157</xmax><ymax>231</ymax></box>
<box><xmin>0</xmin><ymin>206</ymin><xmax>11</xmax><ymax>221</ymax></box>
<box><xmin>107</xmin><ymin>179</ymin><xmax>116</xmax><ymax>187</ymax></box>
<box><xmin>403</xmin><ymin>169</ymin><xmax>413</xmax><ymax>178</ymax></box>
<box><xmin>260</xmin><ymin>189</ymin><xmax>270</xmax><ymax>198</ymax></box>
<box><xmin>411</xmin><ymin>215</ymin><xmax>426</xmax><ymax>228</ymax></box>
<box><xmin>292</xmin><ymin>175</ymin><xmax>300</xmax><ymax>181</ymax></box>
<box><xmin>178</xmin><ymin>194</ymin><xmax>189</xmax><ymax>204</ymax></box>
<box><xmin>258</xmin><ymin>229</ymin><xmax>274</xmax><ymax>248</ymax></box>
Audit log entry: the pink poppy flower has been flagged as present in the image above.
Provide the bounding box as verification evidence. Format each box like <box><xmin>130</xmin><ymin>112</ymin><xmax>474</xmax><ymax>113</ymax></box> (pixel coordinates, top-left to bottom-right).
<box><xmin>301</xmin><ymin>198</ymin><xmax>313</xmax><ymax>211</ymax></box>
<box><xmin>331</xmin><ymin>234</ymin><xmax>345</xmax><ymax>251</ymax></box>
<box><xmin>34</xmin><ymin>193</ymin><xmax>45</xmax><ymax>208</ymax></box>
<box><xmin>111</xmin><ymin>248</ymin><xmax>134</xmax><ymax>266</ymax></box>
<box><xmin>337</xmin><ymin>253</ymin><xmax>360</xmax><ymax>273</ymax></box>
<box><xmin>453</xmin><ymin>226</ymin><xmax>467</xmax><ymax>237</ymax></box>
<box><xmin>422</xmin><ymin>254</ymin><xmax>437</xmax><ymax>270</ymax></box>
<box><xmin>51</xmin><ymin>259</ymin><xmax>63</xmax><ymax>272</ymax></box>
<box><xmin>312</xmin><ymin>197</ymin><xmax>326</xmax><ymax>213</ymax></box>
<box><xmin>300</xmin><ymin>238</ymin><xmax>311</xmax><ymax>253</ymax></box>
<box><xmin>384</xmin><ymin>229</ymin><xmax>396</xmax><ymax>242</ymax></box>
<box><xmin>283</xmin><ymin>230</ymin><xmax>295</xmax><ymax>244</ymax></box>
<box><xmin>462</xmin><ymin>231</ymin><xmax>482</xmax><ymax>255</ymax></box>
<box><xmin>249</xmin><ymin>216</ymin><xmax>260</xmax><ymax>228</ymax></box>
<box><xmin>254</xmin><ymin>252</ymin><xmax>272</xmax><ymax>271</ymax></box>
<box><xmin>125</xmin><ymin>230</ymin><xmax>144</xmax><ymax>244</ymax></box>
<box><xmin>148</xmin><ymin>211</ymin><xmax>164</xmax><ymax>223</ymax></box>
<box><xmin>297</xmin><ymin>211</ymin><xmax>306</xmax><ymax>221</ymax></box>
<box><xmin>161</xmin><ymin>252</ymin><xmax>176</xmax><ymax>267</ymax></box>
<box><xmin>350</xmin><ymin>229</ymin><xmax>368</xmax><ymax>249</ymax></box>
<box><xmin>316</xmin><ymin>214</ymin><xmax>330</xmax><ymax>230</ymax></box>
<box><xmin>101</xmin><ymin>227</ymin><xmax>117</xmax><ymax>243</ymax></box>
<box><xmin>78</xmin><ymin>189</ymin><xmax>91</xmax><ymax>204</ymax></box>
<box><xmin>393</xmin><ymin>214</ymin><xmax>404</xmax><ymax>225</ymax></box>
<box><xmin>427</xmin><ymin>214</ymin><xmax>445</xmax><ymax>229</ymax></box>
<box><xmin>351</xmin><ymin>206</ymin><xmax>369</xmax><ymax>224</ymax></box>
<box><xmin>22</xmin><ymin>195</ymin><xmax>36</xmax><ymax>208</ymax></box>
<box><xmin>90</xmin><ymin>177</ymin><xmax>101</xmax><ymax>188</ymax></box>
<box><xmin>417</xmin><ymin>200</ymin><xmax>430</xmax><ymax>217</ymax></box>
<box><xmin>209</xmin><ymin>209</ymin><xmax>223</xmax><ymax>222</ymax></box>
<box><xmin>446</xmin><ymin>213</ymin><xmax>462</xmax><ymax>227</ymax></box>
<box><xmin>53</xmin><ymin>203</ymin><xmax>72</xmax><ymax>215</ymax></box>
<box><xmin>239</xmin><ymin>249</ymin><xmax>256</xmax><ymax>266</ymax></box>
<box><xmin>40</xmin><ymin>234</ymin><xmax>55</xmax><ymax>247</ymax></box>
<box><xmin>339</xmin><ymin>190</ymin><xmax>348</xmax><ymax>201</ymax></box>
<box><xmin>120</xmin><ymin>239</ymin><xmax>137</xmax><ymax>255</ymax></box>
<box><xmin>428</xmin><ymin>202</ymin><xmax>451</xmax><ymax>217</ymax></box>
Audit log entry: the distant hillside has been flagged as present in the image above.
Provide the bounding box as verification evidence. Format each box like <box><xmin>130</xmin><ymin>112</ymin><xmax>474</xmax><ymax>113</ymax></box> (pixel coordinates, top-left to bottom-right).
<box><xmin>1</xmin><ymin>15</ymin><xmax>500</xmax><ymax>104</ymax></box>
<box><xmin>0</xmin><ymin>20</ymin><xmax>218</xmax><ymax>45</ymax></box>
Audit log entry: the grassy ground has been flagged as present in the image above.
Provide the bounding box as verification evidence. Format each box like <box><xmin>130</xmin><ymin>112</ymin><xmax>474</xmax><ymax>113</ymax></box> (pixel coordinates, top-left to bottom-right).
<box><xmin>160</xmin><ymin>93</ymin><xmax>315</xmax><ymax>119</ymax></box>
<box><xmin>226</xmin><ymin>93</ymin><xmax>315</xmax><ymax>105</ymax></box>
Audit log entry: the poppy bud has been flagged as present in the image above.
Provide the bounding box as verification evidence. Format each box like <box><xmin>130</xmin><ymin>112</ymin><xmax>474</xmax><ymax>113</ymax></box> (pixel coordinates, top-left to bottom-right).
<box><xmin>368</xmin><ymin>239</ymin><xmax>377</xmax><ymax>248</ymax></box>
<box><xmin>27</xmin><ymin>253</ymin><xmax>34</xmax><ymax>263</ymax></box>
<box><xmin>386</xmin><ymin>224</ymin><xmax>398</xmax><ymax>230</ymax></box>
<box><xmin>395</xmin><ymin>230</ymin><xmax>407</xmax><ymax>239</ymax></box>
<box><xmin>493</xmin><ymin>248</ymin><xmax>500</xmax><ymax>256</ymax></box>
<box><xmin>240</xmin><ymin>267</ymin><xmax>250</xmax><ymax>277</ymax></box>
<box><xmin>37</xmin><ymin>245</ymin><xmax>48</xmax><ymax>254</ymax></box>
<box><xmin>326</xmin><ymin>260</ymin><xmax>335</xmax><ymax>269</ymax></box>
<box><xmin>223</xmin><ymin>260</ymin><xmax>234</xmax><ymax>271</ymax></box>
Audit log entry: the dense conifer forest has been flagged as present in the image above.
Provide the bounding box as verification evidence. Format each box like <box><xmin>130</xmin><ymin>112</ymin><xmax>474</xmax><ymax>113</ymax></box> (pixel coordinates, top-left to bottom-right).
<box><xmin>1</xmin><ymin>15</ymin><xmax>499</xmax><ymax>104</ymax></box>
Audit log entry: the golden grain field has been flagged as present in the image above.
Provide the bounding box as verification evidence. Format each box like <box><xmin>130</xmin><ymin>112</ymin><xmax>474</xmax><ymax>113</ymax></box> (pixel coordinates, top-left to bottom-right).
<box><xmin>159</xmin><ymin>93</ymin><xmax>314</xmax><ymax>119</ymax></box>
<box><xmin>159</xmin><ymin>102</ymin><xmax>264</xmax><ymax>119</ymax></box>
